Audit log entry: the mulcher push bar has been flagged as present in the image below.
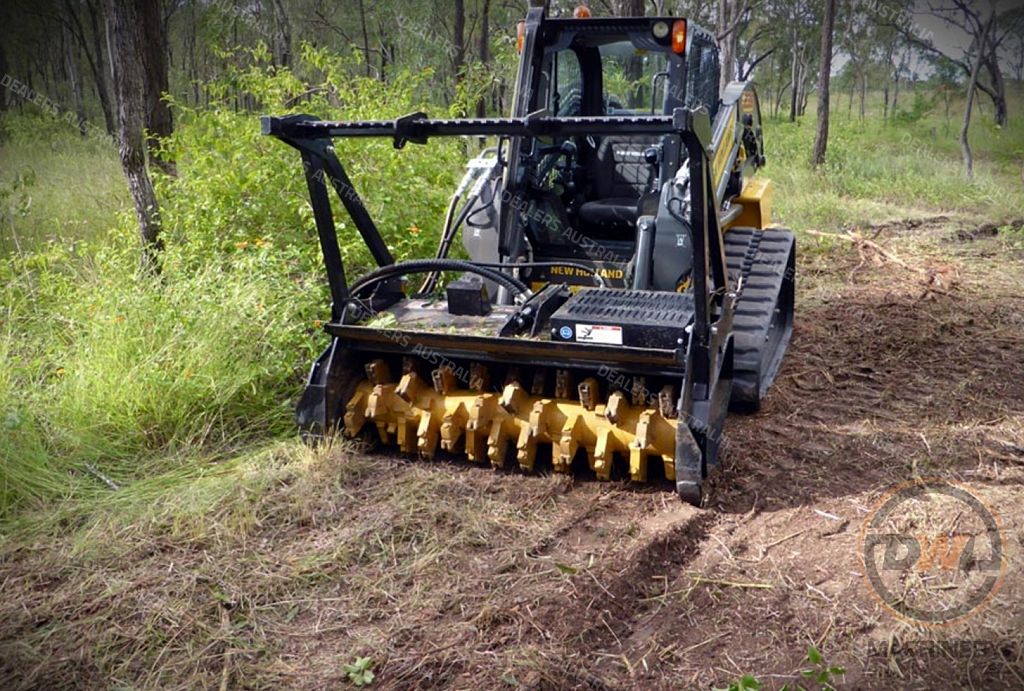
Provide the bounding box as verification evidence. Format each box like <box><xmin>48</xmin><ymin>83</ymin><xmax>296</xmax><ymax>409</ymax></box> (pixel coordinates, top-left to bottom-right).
<box><xmin>263</xmin><ymin>108</ymin><xmax>725</xmax><ymax>411</ymax></box>
<box><xmin>260</xmin><ymin>110</ymin><xmax>713</xmax><ymax>150</ymax></box>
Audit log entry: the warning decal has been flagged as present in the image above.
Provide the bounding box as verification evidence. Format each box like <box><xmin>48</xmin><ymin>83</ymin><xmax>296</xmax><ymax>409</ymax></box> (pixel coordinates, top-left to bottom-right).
<box><xmin>574</xmin><ymin>324</ymin><xmax>623</xmax><ymax>345</ymax></box>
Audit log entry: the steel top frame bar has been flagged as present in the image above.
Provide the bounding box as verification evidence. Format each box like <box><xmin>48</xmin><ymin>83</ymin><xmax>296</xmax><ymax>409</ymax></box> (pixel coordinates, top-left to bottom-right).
<box><xmin>261</xmin><ymin>111</ymin><xmax>712</xmax><ymax>150</ymax></box>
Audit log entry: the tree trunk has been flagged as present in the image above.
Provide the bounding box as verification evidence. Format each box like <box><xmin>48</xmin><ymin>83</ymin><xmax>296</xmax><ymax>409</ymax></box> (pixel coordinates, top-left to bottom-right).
<box><xmin>961</xmin><ymin>13</ymin><xmax>995</xmax><ymax>180</ymax></box>
<box><xmin>982</xmin><ymin>53</ymin><xmax>1007</xmax><ymax>127</ymax></box>
<box><xmin>892</xmin><ymin>50</ymin><xmax>907</xmax><ymax>111</ymax></box>
<box><xmin>798</xmin><ymin>58</ymin><xmax>810</xmax><ymax>116</ymax></box>
<box><xmin>475</xmin><ymin>0</ymin><xmax>491</xmax><ymax>118</ymax></box>
<box><xmin>717</xmin><ymin>0</ymin><xmax>737</xmax><ymax>94</ymax></box>
<box><xmin>0</xmin><ymin>40</ymin><xmax>7</xmax><ymax>112</ymax></box>
<box><xmin>858</xmin><ymin>72</ymin><xmax>866</xmax><ymax>119</ymax></box>
<box><xmin>452</xmin><ymin>0</ymin><xmax>466</xmax><ymax>83</ymax></box>
<box><xmin>788</xmin><ymin>42</ymin><xmax>799</xmax><ymax>122</ymax></box>
<box><xmin>61</xmin><ymin>15</ymin><xmax>88</xmax><ymax>136</ymax></box>
<box><xmin>811</xmin><ymin>0</ymin><xmax>835</xmax><ymax>168</ymax></box>
<box><xmin>270</xmin><ymin>0</ymin><xmax>292</xmax><ymax>68</ymax></box>
<box><xmin>357</xmin><ymin>0</ymin><xmax>372</xmax><ymax>78</ymax></box>
<box><xmin>186</xmin><ymin>0</ymin><xmax>199</xmax><ymax>105</ymax></box>
<box><xmin>140</xmin><ymin>0</ymin><xmax>174</xmax><ymax>172</ymax></box>
<box><xmin>106</xmin><ymin>0</ymin><xmax>163</xmax><ymax>270</ymax></box>
<box><xmin>63</xmin><ymin>0</ymin><xmax>116</xmax><ymax>135</ymax></box>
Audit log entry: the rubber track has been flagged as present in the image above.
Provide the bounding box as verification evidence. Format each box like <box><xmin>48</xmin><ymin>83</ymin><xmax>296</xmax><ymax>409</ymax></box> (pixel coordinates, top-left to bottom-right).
<box><xmin>724</xmin><ymin>227</ymin><xmax>796</xmax><ymax>411</ymax></box>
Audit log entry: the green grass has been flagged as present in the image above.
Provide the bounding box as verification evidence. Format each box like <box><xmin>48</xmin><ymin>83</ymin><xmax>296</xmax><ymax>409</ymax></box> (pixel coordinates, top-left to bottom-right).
<box><xmin>0</xmin><ymin>115</ymin><xmax>128</xmax><ymax>257</ymax></box>
<box><xmin>766</xmin><ymin>91</ymin><xmax>1024</xmax><ymax>231</ymax></box>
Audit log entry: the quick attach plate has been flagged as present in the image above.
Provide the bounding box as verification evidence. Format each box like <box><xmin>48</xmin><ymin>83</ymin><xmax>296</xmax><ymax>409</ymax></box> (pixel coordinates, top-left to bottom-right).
<box><xmin>549</xmin><ymin>288</ymin><xmax>694</xmax><ymax>349</ymax></box>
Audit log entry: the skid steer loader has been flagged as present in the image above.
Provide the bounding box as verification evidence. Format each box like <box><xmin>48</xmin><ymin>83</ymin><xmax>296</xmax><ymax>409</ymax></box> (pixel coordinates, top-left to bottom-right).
<box><xmin>262</xmin><ymin>4</ymin><xmax>795</xmax><ymax>505</ymax></box>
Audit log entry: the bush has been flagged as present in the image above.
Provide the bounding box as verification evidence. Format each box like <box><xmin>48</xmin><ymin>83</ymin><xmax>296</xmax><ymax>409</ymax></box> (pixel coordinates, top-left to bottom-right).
<box><xmin>0</xmin><ymin>45</ymin><xmax>468</xmax><ymax>518</ymax></box>
<box><xmin>157</xmin><ymin>43</ymin><xmax>465</xmax><ymax>276</ymax></box>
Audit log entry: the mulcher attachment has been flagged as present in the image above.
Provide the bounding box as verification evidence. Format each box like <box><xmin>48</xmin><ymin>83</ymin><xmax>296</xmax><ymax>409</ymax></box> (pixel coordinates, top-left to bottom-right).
<box><xmin>264</xmin><ymin>9</ymin><xmax>796</xmax><ymax>506</ymax></box>
<box><xmin>344</xmin><ymin>359</ymin><xmax>679</xmax><ymax>482</ymax></box>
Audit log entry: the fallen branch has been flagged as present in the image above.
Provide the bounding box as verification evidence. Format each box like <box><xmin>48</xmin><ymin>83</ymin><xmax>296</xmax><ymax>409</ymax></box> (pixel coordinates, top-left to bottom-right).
<box><xmin>691</xmin><ymin>575</ymin><xmax>773</xmax><ymax>589</ymax></box>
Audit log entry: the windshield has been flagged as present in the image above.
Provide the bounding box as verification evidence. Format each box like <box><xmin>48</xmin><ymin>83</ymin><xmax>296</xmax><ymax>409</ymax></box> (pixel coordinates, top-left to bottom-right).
<box><xmin>599</xmin><ymin>41</ymin><xmax>669</xmax><ymax>114</ymax></box>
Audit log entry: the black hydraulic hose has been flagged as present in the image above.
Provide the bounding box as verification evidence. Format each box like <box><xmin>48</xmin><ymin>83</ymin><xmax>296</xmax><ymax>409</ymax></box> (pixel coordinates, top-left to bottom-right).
<box><xmin>470</xmin><ymin>261</ymin><xmax>608</xmax><ymax>288</ymax></box>
<box><xmin>350</xmin><ymin>259</ymin><xmax>530</xmax><ymax>299</ymax></box>
<box><xmin>418</xmin><ymin>195</ymin><xmax>479</xmax><ymax>294</ymax></box>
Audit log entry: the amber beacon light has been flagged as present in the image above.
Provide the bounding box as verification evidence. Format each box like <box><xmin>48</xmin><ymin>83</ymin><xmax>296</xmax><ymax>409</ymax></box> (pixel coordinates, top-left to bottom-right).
<box><xmin>671</xmin><ymin>19</ymin><xmax>687</xmax><ymax>54</ymax></box>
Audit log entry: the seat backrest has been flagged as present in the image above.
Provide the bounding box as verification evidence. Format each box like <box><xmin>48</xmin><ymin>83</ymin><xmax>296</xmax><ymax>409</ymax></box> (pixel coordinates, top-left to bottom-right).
<box><xmin>591</xmin><ymin>135</ymin><xmax>659</xmax><ymax>199</ymax></box>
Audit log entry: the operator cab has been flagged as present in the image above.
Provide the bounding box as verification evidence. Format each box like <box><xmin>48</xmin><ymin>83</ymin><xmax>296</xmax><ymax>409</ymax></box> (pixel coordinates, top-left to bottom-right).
<box><xmin>511</xmin><ymin>17</ymin><xmax>721</xmax><ymax>274</ymax></box>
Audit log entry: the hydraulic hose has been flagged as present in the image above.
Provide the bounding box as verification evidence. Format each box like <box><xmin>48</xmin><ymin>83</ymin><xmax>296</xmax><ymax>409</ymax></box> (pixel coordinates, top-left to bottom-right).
<box><xmin>350</xmin><ymin>259</ymin><xmax>531</xmax><ymax>301</ymax></box>
<box><xmin>470</xmin><ymin>261</ymin><xmax>607</xmax><ymax>288</ymax></box>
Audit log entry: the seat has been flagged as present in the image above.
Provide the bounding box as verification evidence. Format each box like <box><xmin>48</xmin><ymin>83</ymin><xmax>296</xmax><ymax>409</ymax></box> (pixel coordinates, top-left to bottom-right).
<box><xmin>578</xmin><ymin>135</ymin><xmax>658</xmax><ymax>231</ymax></box>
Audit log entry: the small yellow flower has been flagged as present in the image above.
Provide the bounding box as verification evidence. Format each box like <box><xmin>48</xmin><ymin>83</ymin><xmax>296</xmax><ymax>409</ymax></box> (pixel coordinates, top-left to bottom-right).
<box><xmin>408</xmin><ymin>224</ymin><xmax>421</xmax><ymax>236</ymax></box>
<box><xmin>254</xmin><ymin>238</ymin><xmax>269</xmax><ymax>248</ymax></box>
<box><xmin>313</xmin><ymin>319</ymin><xmax>323</xmax><ymax>328</ymax></box>
<box><xmin>55</xmin><ymin>367</ymin><xmax>66</xmax><ymax>377</ymax></box>
<box><xmin>235</xmin><ymin>241</ymin><xmax>250</xmax><ymax>250</ymax></box>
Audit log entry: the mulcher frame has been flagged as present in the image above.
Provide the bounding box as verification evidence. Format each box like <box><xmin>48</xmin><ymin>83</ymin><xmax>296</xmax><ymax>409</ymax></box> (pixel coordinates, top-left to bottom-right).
<box><xmin>263</xmin><ymin>105</ymin><xmax>735</xmax><ymax>501</ymax></box>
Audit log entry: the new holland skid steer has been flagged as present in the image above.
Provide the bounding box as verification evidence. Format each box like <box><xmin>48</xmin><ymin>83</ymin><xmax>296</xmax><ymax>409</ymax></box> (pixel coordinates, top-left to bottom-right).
<box><xmin>262</xmin><ymin>5</ymin><xmax>795</xmax><ymax>504</ymax></box>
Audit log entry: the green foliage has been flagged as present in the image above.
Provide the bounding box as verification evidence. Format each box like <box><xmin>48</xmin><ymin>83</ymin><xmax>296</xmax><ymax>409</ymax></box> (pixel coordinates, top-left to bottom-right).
<box><xmin>0</xmin><ymin>46</ymin><xmax>467</xmax><ymax>519</ymax></box>
<box><xmin>779</xmin><ymin>646</ymin><xmax>846</xmax><ymax>691</ymax></box>
<box><xmin>716</xmin><ymin>674</ymin><xmax>763</xmax><ymax>691</ymax></box>
<box><xmin>766</xmin><ymin>98</ymin><xmax>1024</xmax><ymax>230</ymax></box>
<box><xmin>892</xmin><ymin>92</ymin><xmax>934</xmax><ymax>125</ymax></box>
<box><xmin>344</xmin><ymin>656</ymin><xmax>375</xmax><ymax>687</ymax></box>
<box><xmin>157</xmin><ymin>44</ymin><xmax>463</xmax><ymax>276</ymax></box>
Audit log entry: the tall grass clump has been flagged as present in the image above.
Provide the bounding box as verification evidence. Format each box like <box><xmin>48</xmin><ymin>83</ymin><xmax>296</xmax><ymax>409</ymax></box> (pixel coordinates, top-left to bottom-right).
<box><xmin>0</xmin><ymin>45</ymin><xmax>468</xmax><ymax>520</ymax></box>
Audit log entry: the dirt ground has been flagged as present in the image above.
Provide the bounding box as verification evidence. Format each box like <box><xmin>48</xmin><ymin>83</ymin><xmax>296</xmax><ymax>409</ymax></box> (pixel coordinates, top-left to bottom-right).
<box><xmin>2</xmin><ymin>215</ymin><xmax>1023</xmax><ymax>689</ymax></box>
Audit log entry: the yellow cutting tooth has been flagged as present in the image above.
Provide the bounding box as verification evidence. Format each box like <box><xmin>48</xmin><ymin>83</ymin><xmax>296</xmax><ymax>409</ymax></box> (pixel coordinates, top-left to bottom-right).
<box><xmin>396</xmin><ymin>370</ymin><xmax>424</xmax><ymax>403</ymax></box>
<box><xmin>343</xmin><ymin>382</ymin><xmax>371</xmax><ymax>437</ymax></box>
<box><xmin>416</xmin><ymin>408</ymin><xmax>440</xmax><ymax>458</ymax></box>
<box><xmin>515</xmin><ymin>424</ymin><xmax>536</xmax><ymax>472</ymax></box>
<box><xmin>594</xmin><ymin>392</ymin><xmax>629</xmax><ymax>479</ymax></box>
<box><xmin>659</xmin><ymin>384</ymin><xmax>676</xmax><ymax>418</ymax></box>
<box><xmin>578</xmin><ymin>377</ymin><xmax>599</xmax><ymax>411</ymax></box>
<box><xmin>365</xmin><ymin>359</ymin><xmax>392</xmax><ymax>385</ymax></box>
<box><xmin>633</xmin><ymin>410</ymin><xmax>653</xmax><ymax>481</ymax></box>
<box><xmin>487</xmin><ymin>415</ymin><xmax>513</xmax><ymax>469</ymax></box>
<box><xmin>629</xmin><ymin>443</ymin><xmax>646</xmax><ymax>482</ymax></box>
<box><xmin>500</xmin><ymin>381</ymin><xmax>528</xmax><ymax>414</ymax></box>
<box><xmin>530</xmin><ymin>370</ymin><xmax>546</xmax><ymax>395</ymax></box>
<box><xmin>440</xmin><ymin>398</ymin><xmax>468</xmax><ymax>453</ymax></box>
<box><xmin>593</xmin><ymin>426</ymin><xmax>614</xmax><ymax>480</ymax></box>
<box><xmin>558</xmin><ymin>413</ymin><xmax>586</xmax><ymax>472</ymax></box>
<box><xmin>466</xmin><ymin>393</ymin><xmax>498</xmax><ymax>463</ymax></box>
<box><xmin>555</xmin><ymin>369</ymin><xmax>572</xmax><ymax>399</ymax></box>
<box><xmin>517</xmin><ymin>398</ymin><xmax>554</xmax><ymax>471</ymax></box>
<box><xmin>605</xmin><ymin>390</ymin><xmax>626</xmax><ymax>424</ymax></box>
<box><xmin>432</xmin><ymin>366</ymin><xmax>457</xmax><ymax>394</ymax></box>
<box><xmin>396</xmin><ymin>410</ymin><xmax>417</xmax><ymax>453</ymax></box>
<box><xmin>366</xmin><ymin>382</ymin><xmax>394</xmax><ymax>443</ymax></box>
<box><xmin>631</xmin><ymin>376</ymin><xmax>647</xmax><ymax>406</ymax></box>
<box><xmin>469</xmin><ymin>363</ymin><xmax>490</xmax><ymax>392</ymax></box>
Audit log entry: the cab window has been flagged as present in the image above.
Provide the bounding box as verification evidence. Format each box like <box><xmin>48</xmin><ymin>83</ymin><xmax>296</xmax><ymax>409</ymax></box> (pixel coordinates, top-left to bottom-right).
<box><xmin>599</xmin><ymin>41</ymin><xmax>669</xmax><ymax>114</ymax></box>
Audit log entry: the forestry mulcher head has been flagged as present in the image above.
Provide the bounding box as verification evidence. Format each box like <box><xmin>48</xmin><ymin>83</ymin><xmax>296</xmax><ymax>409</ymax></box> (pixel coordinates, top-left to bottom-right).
<box><xmin>262</xmin><ymin>6</ymin><xmax>795</xmax><ymax>505</ymax></box>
